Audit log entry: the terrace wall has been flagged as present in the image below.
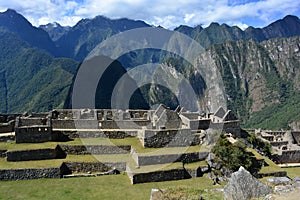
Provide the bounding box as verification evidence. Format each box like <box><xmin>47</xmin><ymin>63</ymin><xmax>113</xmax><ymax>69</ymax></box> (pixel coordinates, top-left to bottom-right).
<box><xmin>64</xmin><ymin>162</ymin><xmax>126</xmax><ymax>172</ymax></box>
<box><xmin>59</xmin><ymin>145</ymin><xmax>131</xmax><ymax>155</ymax></box>
<box><xmin>6</xmin><ymin>146</ymin><xmax>66</xmax><ymax>162</ymax></box>
<box><xmin>0</xmin><ymin>164</ymin><xmax>70</xmax><ymax>180</ymax></box>
<box><xmin>128</xmin><ymin>167</ymin><xmax>206</xmax><ymax>184</ymax></box>
<box><xmin>135</xmin><ymin>151</ymin><xmax>209</xmax><ymax>166</ymax></box>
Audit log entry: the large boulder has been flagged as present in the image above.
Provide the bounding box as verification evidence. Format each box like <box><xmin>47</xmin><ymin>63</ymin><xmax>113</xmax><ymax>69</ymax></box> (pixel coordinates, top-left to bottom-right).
<box><xmin>224</xmin><ymin>166</ymin><xmax>272</xmax><ymax>200</ymax></box>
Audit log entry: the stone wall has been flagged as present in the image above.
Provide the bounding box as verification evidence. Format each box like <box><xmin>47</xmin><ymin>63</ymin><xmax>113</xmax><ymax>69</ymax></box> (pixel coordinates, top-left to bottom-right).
<box><xmin>0</xmin><ymin>150</ymin><xmax>6</xmax><ymax>158</ymax></box>
<box><xmin>257</xmin><ymin>171</ymin><xmax>287</xmax><ymax>178</ymax></box>
<box><xmin>291</xmin><ymin>131</ymin><xmax>300</xmax><ymax>145</ymax></box>
<box><xmin>270</xmin><ymin>141</ymin><xmax>288</xmax><ymax>148</ymax></box>
<box><xmin>190</xmin><ymin>119</ymin><xmax>211</xmax><ymax>130</ymax></box>
<box><xmin>100</xmin><ymin>120</ymin><xmax>152</xmax><ymax>129</ymax></box>
<box><xmin>127</xmin><ymin>167</ymin><xmax>206</xmax><ymax>184</ymax></box>
<box><xmin>55</xmin><ymin>130</ymin><xmax>136</xmax><ymax>139</ymax></box>
<box><xmin>180</xmin><ymin>115</ymin><xmax>211</xmax><ymax>130</ymax></box>
<box><xmin>140</xmin><ymin>129</ymin><xmax>199</xmax><ymax>148</ymax></box>
<box><xmin>135</xmin><ymin>151</ymin><xmax>209</xmax><ymax>166</ymax></box>
<box><xmin>0</xmin><ymin>163</ymin><xmax>70</xmax><ymax>180</ymax></box>
<box><xmin>18</xmin><ymin>118</ymin><xmax>48</xmax><ymax>127</ymax></box>
<box><xmin>277</xmin><ymin>150</ymin><xmax>300</xmax><ymax>163</ymax></box>
<box><xmin>64</xmin><ymin>162</ymin><xmax>126</xmax><ymax>172</ymax></box>
<box><xmin>0</xmin><ymin>121</ymin><xmax>14</xmax><ymax>133</ymax></box>
<box><xmin>15</xmin><ymin>126</ymin><xmax>52</xmax><ymax>143</ymax></box>
<box><xmin>211</xmin><ymin>121</ymin><xmax>241</xmax><ymax>137</ymax></box>
<box><xmin>59</xmin><ymin>145</ymin><xmax>131</xmax><ymax>155</ymax></box>
<box><xmin>52</xmin><ymin>119</ymin><xmax>152</xmax><ymax>130</ymax></box>
<box><xmin>0</xmin><ymin>135</ymin><xmax>15</xmax><ymax>142</ymax></box>
<box><xmin>6</xmin><ymin>146</ymin><xmax>66</xmax><ymax>161</ymax></box>
<box><xmin>0</xmin><ymin>114</ymin><xmax>20</xmax><ymax>123</ymax></box>
<box><xmin>52</xmin><ymin>119</ymin><xmax>98</xmax><ymax>129</ymax></box>
<box><xmin>155</xmin><ymin>109</ymin><xmax>181</xmax><ymax>129</ymax></box>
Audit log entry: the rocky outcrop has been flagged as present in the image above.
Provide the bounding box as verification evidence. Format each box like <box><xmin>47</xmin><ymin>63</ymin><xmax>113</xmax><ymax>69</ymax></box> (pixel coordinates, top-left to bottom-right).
<box><xmin>224</xmin><ymin>166</ymin><xmax>272</xmax><ymax>200</ymax></box>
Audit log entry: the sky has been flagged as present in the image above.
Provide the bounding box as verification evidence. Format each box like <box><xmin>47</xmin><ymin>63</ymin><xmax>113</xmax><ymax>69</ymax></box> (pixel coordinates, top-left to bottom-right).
<box><xmin>0</xmin><ymin>0</ymin><xmax>299</xmax><ymax>29</ymax></box>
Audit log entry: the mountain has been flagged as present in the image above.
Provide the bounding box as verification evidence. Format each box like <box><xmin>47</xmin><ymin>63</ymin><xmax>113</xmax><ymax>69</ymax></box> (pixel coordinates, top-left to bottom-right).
<box><xmin>200</xmin><ymin>37</ymin><xmax>300</xmax><ymax>129</ymax></box>
<box><xmin>64</xmin><ymin>56</ymin><xmax>149</xmax><ymax>110</ymax></box>
<box><xmin>0</xmin><ymin>9</ymin><xmax>299</xmax><ymax>129</ymax></box>
<box><xmin>39</xmin><ymin>22</ymin><xmax>70</xmax><ymax>41</ymax></box>
<box><xmin>175</xmin><ymin>15</ymin><xmax>300</xmax><ymax>48</ymax></box>
<box><xmin>0</xmin><ymin>9</ymin><xmax>57</xmax><ymax>56</ymax></box>
<box><xmin>0</xmin><ymin>28</ymin><xmax>78</xmax><ymax>113</ymax></box>
<box><xmin>55</xmin><ymin>16</ymin><xmax>151</xmax><ymax>60</ymax></box>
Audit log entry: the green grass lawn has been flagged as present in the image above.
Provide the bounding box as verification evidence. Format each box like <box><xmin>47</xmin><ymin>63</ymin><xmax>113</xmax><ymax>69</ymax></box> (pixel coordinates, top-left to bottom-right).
<box><xmin>0</xmin><ymin>174</ymin><xmax>224</xmax><ymax>200</ymax></box>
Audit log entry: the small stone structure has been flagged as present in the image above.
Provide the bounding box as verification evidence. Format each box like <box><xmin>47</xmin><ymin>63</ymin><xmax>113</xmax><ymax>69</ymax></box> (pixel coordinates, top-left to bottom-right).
<box><xmin>15</xmin><ymin>116</ymin><xmax>52</xmax><ymax>143</ymax></box>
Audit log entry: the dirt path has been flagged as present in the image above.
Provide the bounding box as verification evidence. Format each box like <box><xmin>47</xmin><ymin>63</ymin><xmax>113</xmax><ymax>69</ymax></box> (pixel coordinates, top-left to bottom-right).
<box><xmin>268</xmin><ymin>188</ymin><xmax>300</xmax><ymax>200</ymax></box>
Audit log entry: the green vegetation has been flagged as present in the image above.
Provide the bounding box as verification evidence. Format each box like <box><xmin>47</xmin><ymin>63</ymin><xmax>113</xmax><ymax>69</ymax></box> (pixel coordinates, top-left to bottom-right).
<box><xmin>246</xmin><ymin>133</ymin><xmax>272</xmax><ymax>157</ymax></box>
<box><xmin>212</xmin><ymin>134</ymin><xmax>261</xmax><ymax>174</ymax></box>
<box><xmin>0</xmin><ymin>175</ymin><xmax>224</xmax><ymax>200</ymax></box>
<box><xmin>245</xmin><ymin>93</ymin><xmax>300</xmax><ymax>129</ymax></box>
<box><xmin>247</xmin><ymin>148</ymin><xmax>284</xmax><ymax>174</ymax></box>
<box><xmin>282</xmin><ymin>167</ymin><xmax>300</xmax><ymax>179</ymax></box>
<box><xmin>152</xmin><ymin>186</ymin><xmax>223</xmax><ymax>200</ymax></box>
<box><xmin>0</xmin><ymin>29</ymin><xmax>79</xmax><ymax>113</ymax></box>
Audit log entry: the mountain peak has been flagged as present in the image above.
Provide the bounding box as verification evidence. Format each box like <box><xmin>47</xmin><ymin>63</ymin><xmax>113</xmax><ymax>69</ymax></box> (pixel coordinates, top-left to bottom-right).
<box><xmin>0</xmin><ymin>9</ymin><xmax>56</xmax><ymax>55</ymax></box>
<box><xmin>283</xmin><ymin>15</ymin><xmax>300</xmax><ymax>21</ymax></box>
<box><xmin>4</xmin><ymin>8</ymin><xmax>18</xmax><ymax>14</ymax></box>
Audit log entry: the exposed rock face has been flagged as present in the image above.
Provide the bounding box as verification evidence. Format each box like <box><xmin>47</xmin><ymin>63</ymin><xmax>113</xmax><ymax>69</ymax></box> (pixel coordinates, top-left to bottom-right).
<box><xmin>224</xmin><ymin>166</ymin><xmax>272</xmax><ymax>200</ymax></box>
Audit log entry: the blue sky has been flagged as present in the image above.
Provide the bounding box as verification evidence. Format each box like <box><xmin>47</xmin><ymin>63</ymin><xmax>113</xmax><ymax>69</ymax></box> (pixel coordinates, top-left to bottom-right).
<box><xmin>0</xmin><ymin>0</ymin><xmax>299</xmax><ymax>29</ymax></box>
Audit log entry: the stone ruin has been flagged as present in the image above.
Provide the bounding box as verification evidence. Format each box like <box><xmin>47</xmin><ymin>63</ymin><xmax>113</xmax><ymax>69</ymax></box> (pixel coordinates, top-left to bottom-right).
<box><xmin>0</xmin><ymin>105</ymin><xmax>242</xmax><ymax>183</ymax></box>
<box><xmin>254</xmin><ymin>129</ymin><xmax>300</xmax><ymax>164</ymax></box>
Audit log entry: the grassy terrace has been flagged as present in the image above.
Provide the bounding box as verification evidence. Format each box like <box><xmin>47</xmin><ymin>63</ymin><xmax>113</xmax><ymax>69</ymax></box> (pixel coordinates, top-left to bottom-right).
<box><xmin>247</xmin><ymin>148</ymin><xmax>284</xmax><ymax>174</ymax></box>
<box><xmin>247</xmin><ymin>148</ymin><xmax>300</xmax><ymax>179</ymax></box>
<box><xmin>282</xmin><ymin>167</ymin><xmax>300</xmax><ymax>179</ymax></box>
<box><xmin>0</xmin><ymin>154</ymin><xmax>132</xmax><ymax>170</ymax></box>
<box><xmin>0</xmin><ymin>137</ymin><xmax>209</xmax><ymax>170</ymax></box>
<box><xmin>0</xmin><ymin>137</ymin><xmax>208</xmax><ymax>155</ymax></box>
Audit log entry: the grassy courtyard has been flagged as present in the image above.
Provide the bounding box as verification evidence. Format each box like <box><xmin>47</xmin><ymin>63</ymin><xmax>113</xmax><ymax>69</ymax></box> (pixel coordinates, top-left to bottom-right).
<box><xmin>0</xmin><ymin>175</ymin><xmax>224</xmax><ymax>200</ymax></box>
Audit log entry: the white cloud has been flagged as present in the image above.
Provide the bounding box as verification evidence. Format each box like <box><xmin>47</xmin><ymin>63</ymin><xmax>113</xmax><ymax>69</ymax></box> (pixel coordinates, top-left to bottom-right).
<box><xmin>0</xmin><ymin>0</ymin><xmax>299</xmax><ymax>29</ymax></box>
